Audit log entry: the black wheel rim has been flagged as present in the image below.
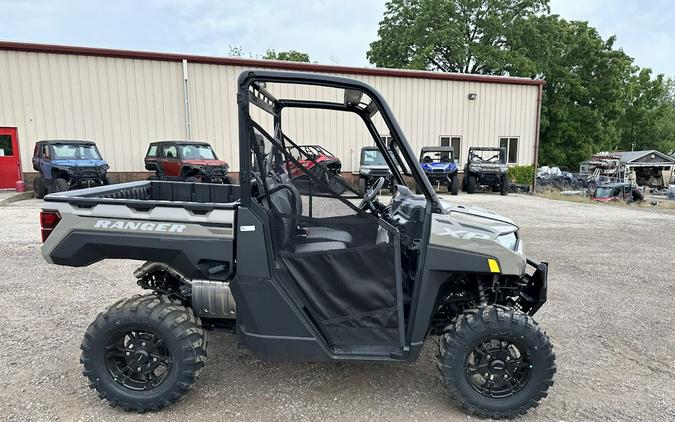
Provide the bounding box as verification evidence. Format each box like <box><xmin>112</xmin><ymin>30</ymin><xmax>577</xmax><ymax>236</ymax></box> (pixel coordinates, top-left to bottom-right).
<box><xmin>465</xmin><ymin>337</ymin><xmax>532</xmax><ymax>398</ymax></box>
<box><xmin>104</xmin><ymin>329</ymin><xmax>173</xmax><ymax>391</ymax></box>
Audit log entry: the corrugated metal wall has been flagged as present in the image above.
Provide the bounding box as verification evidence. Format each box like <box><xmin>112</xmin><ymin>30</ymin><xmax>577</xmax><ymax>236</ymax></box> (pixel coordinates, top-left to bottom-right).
<box><xmin>0</xmin><ymin>50</ymin><xmax>539</xmax><ymax>173</ymax></box>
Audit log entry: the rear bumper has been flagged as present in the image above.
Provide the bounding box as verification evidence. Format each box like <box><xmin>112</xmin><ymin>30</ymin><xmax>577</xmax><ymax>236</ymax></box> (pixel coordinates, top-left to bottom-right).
<box><xmin>518</xmin><ymin>258</ymin><xmax>548</xmax><ymax>315</ymax></box>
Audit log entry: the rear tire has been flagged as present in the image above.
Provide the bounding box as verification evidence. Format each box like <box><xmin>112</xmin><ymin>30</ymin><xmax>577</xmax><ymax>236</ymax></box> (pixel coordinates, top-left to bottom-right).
<box><xmin>80</xmin><ymin>294</ymin><xmax>206</xmax><ymax>412</ymax></box>
<box><xmin>33</xmin><ymin>176</ymin><xmax>47</xmax><ymax>199</ymax></box>
<box><xmin>52</xmin><ymin>177</ymin><xmax>69</xmax><ymax>192</ymax></box>
<box><xmin>467</xmin><ymin>175</ymin><xmax>477</xmax><ymax>194</ymax></box>
<box><xmin>223</xmin><ymin>175</ymin><xmax>234</xmax><ymax>185</ymax></box>
<box><xmin>449</xmin><ymin>174</ymin><xmax>459</xmax><ymax>195</ymax></box>
<box><xmin>185</xmin><ymin>176</ymin><xmax>199</xmax><ymax>183</ymax></box>
<box><xmin>437</xmin><ymin>306</ymin><xmax>555</xmax><ymax>419</ymax></box>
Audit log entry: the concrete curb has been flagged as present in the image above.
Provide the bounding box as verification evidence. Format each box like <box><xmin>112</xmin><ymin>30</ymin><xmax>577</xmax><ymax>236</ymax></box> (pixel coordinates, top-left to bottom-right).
<box><xmin>0</xmin><ymin>191</ymin><xmax>35</xmax><ymax>206</ymax></box>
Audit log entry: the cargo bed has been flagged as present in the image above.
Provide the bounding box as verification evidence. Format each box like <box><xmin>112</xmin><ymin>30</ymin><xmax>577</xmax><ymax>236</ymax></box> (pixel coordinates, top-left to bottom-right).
<box><xmin>44</xmin><ymin>180</ymin><xmax>241</xmax><ymax>211</ymax></box>
<box><xmin>41</xmin><ymin>181</ymin><xmax>240</xmax><ymax>280</ymax></box>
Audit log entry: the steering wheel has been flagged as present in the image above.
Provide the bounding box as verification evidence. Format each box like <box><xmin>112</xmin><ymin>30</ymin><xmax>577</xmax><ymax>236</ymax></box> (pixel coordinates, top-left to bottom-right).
<box><xmin>358</xmin><ymin>177</ymin><xmax>386</xmax><ymax>212</ymax></box>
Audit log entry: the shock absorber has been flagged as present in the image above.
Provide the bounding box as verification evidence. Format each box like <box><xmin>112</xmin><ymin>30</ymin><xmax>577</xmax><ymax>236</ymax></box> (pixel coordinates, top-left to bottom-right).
<box><xmin>476</xmin><ymin>278</ymin><xmax>489</xmax><ymax>306</ymax></box>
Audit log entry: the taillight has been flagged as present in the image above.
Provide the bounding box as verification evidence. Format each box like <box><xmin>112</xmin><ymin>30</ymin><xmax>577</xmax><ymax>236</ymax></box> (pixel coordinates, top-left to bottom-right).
<box><xmin>40</xmin><ymin>210</ymin><xmax>61</xmax><ymax>242</ymax></box>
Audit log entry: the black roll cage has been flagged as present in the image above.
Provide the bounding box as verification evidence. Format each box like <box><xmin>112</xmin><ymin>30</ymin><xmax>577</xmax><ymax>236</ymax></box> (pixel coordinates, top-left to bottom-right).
<box><xmin>236</xmin><ymin>70</ymin><xmax>448</xmax><ymax>354</ymax></box>
<box><xmin>236</xmin><ymin>70</ymin><xmax>442</xmax><ymax>212</ymax></box>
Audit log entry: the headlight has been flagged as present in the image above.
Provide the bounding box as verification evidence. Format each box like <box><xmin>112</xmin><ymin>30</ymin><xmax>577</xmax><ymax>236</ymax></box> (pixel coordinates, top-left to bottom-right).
<box><xmin>496</xmin><ymin>232</ymin><xmax>518</xmax><ymax>251</ymax></box>
<box><xmin>101</xmin><ymin>164</ymin><xmax>109</xmax><ymax>171</ymax></box>
<box><xmin>499</xmin><ymin>165</ymin><xmax>508</xmax><ymax>172</ymax></box>
<box><xmin>361</xmin><ymin>168</ymin><xmax>371</xmax><ymax>175</ymax></box>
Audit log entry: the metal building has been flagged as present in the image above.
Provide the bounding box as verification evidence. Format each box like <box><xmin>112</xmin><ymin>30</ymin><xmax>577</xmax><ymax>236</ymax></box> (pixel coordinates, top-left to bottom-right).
<box><xmin>0</xmin><ymin>42</ymin><xmax>544</xmax><ymax>188</ymax></box>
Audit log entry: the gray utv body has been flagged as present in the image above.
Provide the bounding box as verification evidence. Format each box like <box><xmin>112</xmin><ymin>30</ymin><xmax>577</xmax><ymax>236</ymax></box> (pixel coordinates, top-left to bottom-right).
<box><xmin>463</xmin><ymin>146</ymin><xmax>510</xmax><ymax>195</ymax></box>
<box><xmin>358</xmin><ymin>146</ymin><xmax>394</xmax><ymax>195</ymax></box>
<box><xmin>39</xmin><ymin>70</ymin><xmax>553</xmax><ymax>418</ymax></box>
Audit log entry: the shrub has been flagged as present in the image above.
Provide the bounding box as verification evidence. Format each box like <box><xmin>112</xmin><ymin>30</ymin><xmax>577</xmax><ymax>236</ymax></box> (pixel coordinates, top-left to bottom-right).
<box><xmin>508</xmin><ymin>165</ymin><xmax>535</xmax><ymax>185</ymax></box>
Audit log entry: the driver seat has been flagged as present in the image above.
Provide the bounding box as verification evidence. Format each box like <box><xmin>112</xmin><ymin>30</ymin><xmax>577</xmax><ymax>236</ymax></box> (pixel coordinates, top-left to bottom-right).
<box><xmin>284</xmin><ymin>182</ymin><xmax>353</xmax><ymax>244</ymax></box>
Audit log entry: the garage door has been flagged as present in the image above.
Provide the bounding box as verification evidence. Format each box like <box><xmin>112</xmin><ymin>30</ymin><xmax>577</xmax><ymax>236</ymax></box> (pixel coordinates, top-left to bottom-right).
<box><xmin>0</xmin><ymin>128</ymin><xmax>20</xmax><ymax>189</ymax></box>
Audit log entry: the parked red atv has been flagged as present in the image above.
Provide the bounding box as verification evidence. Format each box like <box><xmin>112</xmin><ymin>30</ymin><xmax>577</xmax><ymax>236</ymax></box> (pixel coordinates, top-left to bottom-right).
<box><xmin>286</xmin><ymin>144</ymin><xmax>347</xmax><ymax>194</ymax></box>
<box><xmin>144</xmin><ymin>141</ymin><xmax>233</xmax><ymax>184</ymax></box>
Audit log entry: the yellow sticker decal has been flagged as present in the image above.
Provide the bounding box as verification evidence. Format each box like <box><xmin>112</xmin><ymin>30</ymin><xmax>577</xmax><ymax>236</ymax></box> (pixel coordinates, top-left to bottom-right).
<box><xmin>488</xmin><ymin>258</ymin><xmax>501</xmax><ymax>273</ymax></box>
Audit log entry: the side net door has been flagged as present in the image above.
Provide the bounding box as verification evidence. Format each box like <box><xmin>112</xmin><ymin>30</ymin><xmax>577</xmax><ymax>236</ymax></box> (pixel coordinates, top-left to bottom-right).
<box><xmin>250</xmin><ymin>120</ymin><xmax>405</xmax><ymax>353</ymax></box>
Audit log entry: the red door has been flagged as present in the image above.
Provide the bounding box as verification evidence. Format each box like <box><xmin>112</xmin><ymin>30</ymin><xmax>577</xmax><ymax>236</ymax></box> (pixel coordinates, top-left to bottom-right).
<box><xmin>0</xmin><ymin>128</ymin><xmax>21</xmax><ymax>189</ymax></box>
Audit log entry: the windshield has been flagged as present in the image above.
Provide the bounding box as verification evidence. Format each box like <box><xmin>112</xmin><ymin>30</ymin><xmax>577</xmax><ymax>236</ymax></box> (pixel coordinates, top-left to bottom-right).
<box><xmin>421</xmin><ymin>150</ymin><xmax>453</xmax><ymax>163</ymax></box>
<box><xmin>362</xmin><ymin>149</ymin><xmax>388</xmax><ymax>165</ymax></box>
<box><xmin>594</xmin><ymin>187</ymin><xmax>619</xmax><ymax>198</ymax></box>
<box><xmin>180</xmin><ymin>144</ymin><xmax>216</xmax><ymax>160</ymax></box>
<box><xmin>470</xmin><ymin>149</ymin><xmax>502</xmax><ymax>163</ymax></box>
<box><xmin>52</xmin><ymin>144</ymin><xmax>101</xmax><ymax>160</ymax></box>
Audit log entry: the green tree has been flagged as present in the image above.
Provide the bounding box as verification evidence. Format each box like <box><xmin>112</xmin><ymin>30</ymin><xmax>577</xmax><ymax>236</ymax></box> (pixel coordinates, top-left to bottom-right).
<box><xmin>618</xmin><ymin>70</ymin><xmax>675</xmax><ymax>153</ymax></box>
<box><xmin>367</xmin><ymin>0</ymin><xmax>675</xmax><ymax>169</ymax></box>
<box><xmin>367</xmin><ymin>0</ymin><xmax>548</xmax><ymax>74</ymax></box>
<box><xmin>517</xmin><ymin>17</ymin><xmax>636</xmax><ymax>168</ymax></box>
<box><xmin>262</xmin><ymin>49</ymin><xmax>311</xmax><ymax>62</ymax></box>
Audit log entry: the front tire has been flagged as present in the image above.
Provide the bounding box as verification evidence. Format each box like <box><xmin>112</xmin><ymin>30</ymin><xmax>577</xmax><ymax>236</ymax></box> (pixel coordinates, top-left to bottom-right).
<box><xmin>329</xmin><ymin>175</ymin><xmax>346</xmax><ymax>194</ymax></box>
<box><xmin>467</xmin><ymin>175</ymin><xmax>477</xmax><ymax>194</ymax></box>
<box><xmin>80</xmin><ymin>294</ymin><xmax>206</xmax><ymax>412</ymax></box>
<box><xmin>437</xmin><ymin>306</ymin><xmax>555</xmax><ymax>419</ymax></box>
<box><xmin>449</xmin><ymin>174</ymin><xmax>459</xmax><ymax>195</ymax></box>
<box><xmin>52</xmin><ymin>177</ymin><xmax>69</xmax><ymax>192</ymax></box>
<box><xmin>33</xmin><ymin>176</ymin><xmax>47</xmax><ymax>199</ymax></box>
<box><xmin>358</xmin><ymin>177</ymin><xmax>367</xmax><ymax>196</ymax></box>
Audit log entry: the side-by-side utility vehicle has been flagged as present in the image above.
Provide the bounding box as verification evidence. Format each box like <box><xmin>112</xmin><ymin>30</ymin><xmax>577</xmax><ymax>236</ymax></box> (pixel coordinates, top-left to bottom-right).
<box><xmin>144</xmin><ymin>140</ymin><xmax>233</xmax><ymax>184</ymax></box>
<box><xmin>32</xmin><ymin>140</ymin><xmax>109</xmax><ymax>198</ymax></box>
<box><xmin>40</xmin><ymin>71</ymin><xmax>555</xmax><ymax>419</ymax></box>
<box><xmin>463</xmin><ymin>147</ymin><xmax>509</xmax><ymax>195</ymax></box>
<box><xmin>286</xmin><ymin>144</ymin><xmax>347</xmax><ymax>194</ymax></box>
<box><xmin>358</xmin><ymin>145</ymin><xmax>394</xmax><ymax>195</ymax></box>
<box><xmin>419</xmin><ymin>146</ymin><xmax>459</xmax><ymax>195</ymax></box>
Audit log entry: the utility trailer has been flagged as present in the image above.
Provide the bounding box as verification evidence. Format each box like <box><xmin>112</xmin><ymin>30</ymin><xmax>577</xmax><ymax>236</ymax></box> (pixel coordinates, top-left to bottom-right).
<box><xmin>40</xmin><ymin>70</ymin><xmax>555</xmax><ymax>419</ymax></box>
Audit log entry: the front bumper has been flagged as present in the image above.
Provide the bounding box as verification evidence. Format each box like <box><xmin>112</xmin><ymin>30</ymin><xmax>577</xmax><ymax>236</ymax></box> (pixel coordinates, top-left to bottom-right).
<box><xmin>64</xmin><ymin>168</ymin><xmax>107</xmax><ymax>185</ymax></box>
<box><xmin>199</xmin><ymin>166</ymin><xmax>230</xmax><ymax>183</ymax></box>
<box><xmin>425</xmin><ymin>172</ymin><xmax>456</xmax><ymax>182</ymax></box>
<box><xmin>518</xmin><ymin>258</ymin><xmax>548</xmax><ymax>315</ymax></box>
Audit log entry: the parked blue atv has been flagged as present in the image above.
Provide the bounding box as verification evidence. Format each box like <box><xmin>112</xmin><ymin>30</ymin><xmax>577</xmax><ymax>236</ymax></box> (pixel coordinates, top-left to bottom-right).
<box><xmin>417</xmin><ymin>146</ymin><xmax>459</xmax><ymax>195</ymax></box>
<box><xmin>31</xmin><ymin>140</ymin><xmax>110</xmax><ymax>199</ymax></box>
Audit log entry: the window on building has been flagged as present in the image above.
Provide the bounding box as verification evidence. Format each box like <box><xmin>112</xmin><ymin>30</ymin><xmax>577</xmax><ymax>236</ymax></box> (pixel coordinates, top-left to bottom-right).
<box><xmin>440</xmin><ymin>136</ymin><xmax>461</xmax><ymax>164</ymax></box>
<box><xmin>499</xmin><ymin>137</ymin><xmax>519</xmax><ymax>164</ymax></box>
<box><xmin>0</xmin><ymin>135</ymin><xmax>13</xmax><ymax>157</ymax></box>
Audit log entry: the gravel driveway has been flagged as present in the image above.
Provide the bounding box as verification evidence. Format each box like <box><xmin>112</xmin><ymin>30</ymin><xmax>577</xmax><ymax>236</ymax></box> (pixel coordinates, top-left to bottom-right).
<box><xmin>0</xmin><ymin>194</ymin><xmax>673</xmax><ymax>421</ymax></box>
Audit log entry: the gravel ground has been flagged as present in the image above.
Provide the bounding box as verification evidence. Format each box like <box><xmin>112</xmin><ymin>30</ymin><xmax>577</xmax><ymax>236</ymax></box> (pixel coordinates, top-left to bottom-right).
<box><xmin>0</xmin><ymin>194</ymin><xmax>674</xmax><ymax>421</ymax></box>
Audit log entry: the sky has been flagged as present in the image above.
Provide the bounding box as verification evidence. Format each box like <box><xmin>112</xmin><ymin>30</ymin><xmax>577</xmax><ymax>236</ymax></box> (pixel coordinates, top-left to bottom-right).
<box><xmin>1</xmin><ymin>0</ymin><xmax>673</xmax><ymax>75</ymax></box>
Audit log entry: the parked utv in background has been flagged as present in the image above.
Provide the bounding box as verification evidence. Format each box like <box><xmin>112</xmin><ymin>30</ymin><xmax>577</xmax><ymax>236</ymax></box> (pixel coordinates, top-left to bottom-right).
<box><xmin>286</xmin><ymin>144</ymin><xmax>347</xmax><ymax>194</ymax></box>
<box><xmin>418</xmin><ymin>146</ymin><xmax>459</xmax><ymax>195</ymax></box>
<box><xmin>463</xmin><ymin>147</ymin><xmax>509</xmax><ymax>195</ymax></box>
<box><xmin>144</xmin><ymin>141</ymin><xmax>233</xmax><ymax>184</ymax></box>
<box><xmin>32</xmin><ymin>140</ymin><xmax>109</xmax><ymax>199</ymax></box>
<box><xmin>592</xmin><ymin>182</ymin><xmax>644</xmax><ymax>203</ymax></box>
<box><xmin>358</xmin><ymin>146</ymin><xmax>393</xmax><ymax>195</ymax></box>
<box><xmin>39</xmin><ymin>70</ymin><xmax>555</xmax><ymax>419</ymax></box>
